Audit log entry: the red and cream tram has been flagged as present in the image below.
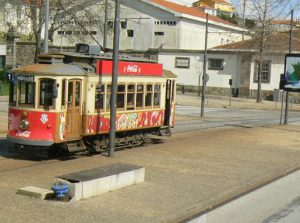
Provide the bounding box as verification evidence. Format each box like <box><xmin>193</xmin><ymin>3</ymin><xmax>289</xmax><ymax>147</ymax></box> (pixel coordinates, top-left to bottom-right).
<box><xmin>7</xmin><ymin>52</ymin><xmax>176</xmax><ymax>154</ymax></box>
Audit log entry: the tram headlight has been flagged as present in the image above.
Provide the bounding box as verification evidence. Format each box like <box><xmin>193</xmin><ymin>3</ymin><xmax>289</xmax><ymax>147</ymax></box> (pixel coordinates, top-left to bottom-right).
<box><xmin>21</xmin><ymin>111</ymin><xmax>28</xmax><ymax>119</ymax></box>
<box><xmin>19</xmin><ymin>119</ymin><xmax>29</xmax><ymax>131</ymax></box>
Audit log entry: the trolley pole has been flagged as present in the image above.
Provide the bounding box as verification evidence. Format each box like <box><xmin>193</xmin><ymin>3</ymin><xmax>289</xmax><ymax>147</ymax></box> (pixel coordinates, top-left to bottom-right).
<box><xmin>200</xmin><ymin>13</ymin><xmax>208</xmax><ymax>117</ymax></box>
<box><xmin>109</xmin><ymin>0</ymin><xmax>120</xmax><ymax>157</ymax></box>
<box><xmin>284</xmin><ymin>10</ymin><xmax>293</xmax><ymax>125</ymax></box>
<box><xmin>44</xmin><ymin>0</ymin><xmax>49</xmax><ymax>53</ymax></box>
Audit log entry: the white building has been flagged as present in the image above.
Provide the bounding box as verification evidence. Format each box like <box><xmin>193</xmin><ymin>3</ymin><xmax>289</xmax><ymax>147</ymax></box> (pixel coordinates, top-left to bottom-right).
<box><xmin>53</xmin><ymin>0</ymin><xmax>248</xmax><ymax>51</ymax></box>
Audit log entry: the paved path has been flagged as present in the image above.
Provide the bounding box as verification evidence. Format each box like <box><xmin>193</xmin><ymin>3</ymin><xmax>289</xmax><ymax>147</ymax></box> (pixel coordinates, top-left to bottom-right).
<box><xmin>189</xmin><ymin>169</ymin><xmax>300</xmax><ymax>223</ymax></box>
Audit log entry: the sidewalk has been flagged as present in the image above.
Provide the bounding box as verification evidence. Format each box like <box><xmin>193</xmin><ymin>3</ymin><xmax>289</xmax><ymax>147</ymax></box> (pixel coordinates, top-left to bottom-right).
<box><xmin>176</xmin><ymin>93</ymin><xmax>300</xmax><ymax>111</ymax></box>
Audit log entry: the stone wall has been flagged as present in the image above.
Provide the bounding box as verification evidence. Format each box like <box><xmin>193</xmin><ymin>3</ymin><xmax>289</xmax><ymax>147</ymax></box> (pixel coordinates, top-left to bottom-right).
<box><xmin>6</xmin><ymin>41</ymin><xmax>75</xmax><ymax>68</ymax></box>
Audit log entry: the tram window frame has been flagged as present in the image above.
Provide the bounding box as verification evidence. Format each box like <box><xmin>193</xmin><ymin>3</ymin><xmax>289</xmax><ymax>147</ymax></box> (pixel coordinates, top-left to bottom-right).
<box><xmin>95</xmin><ymin>84</ymin><xmax>105</xmax><ymax>111</ymax></box>
<box><xmin>9</xmin><ymin>76</ymin><xmax>17</xmax><ymax>106</ymax></box>
<box><xmin>38</xmin><ymin>78</ymin><xmax>56</xmax><ymax>109</ymax></box>
<box><xmin>136</xmin><ymin>84</ymin><xmax>144</xmax><ymax>109</ymax></box>
<box><xmin>17</xmin><ymin>79</ymin><xmax>35</xmax><ymax>107</ymax></box>
<box><xmin>153</xmin><ymin>83</ymin><xmax>161</xmax><ymax>107</ymax></box>
<box><xmin>117</xmin><ymin>84</ymin><xmax>125</xmax><ymax>110</ymax></box>
<box><xmin>145</xmin><ymin>84</ymin><xmax>153</xmax><ymax>108</ymax></box>
<box><xmin>126</xmin><ymin>84</ymin><xmax>135</xmax><ymax>110</ymax></box>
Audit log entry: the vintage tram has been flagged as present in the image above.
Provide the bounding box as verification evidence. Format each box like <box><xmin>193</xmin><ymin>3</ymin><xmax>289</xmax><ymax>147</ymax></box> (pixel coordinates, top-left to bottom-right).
<box><xmin>7</xmin><ymin>52</ymin><xmax>176</xmax><ymax>154</ymax></box>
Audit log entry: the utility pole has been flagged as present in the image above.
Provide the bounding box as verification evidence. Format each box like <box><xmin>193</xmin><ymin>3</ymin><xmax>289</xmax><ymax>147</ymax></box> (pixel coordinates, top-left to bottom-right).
<box><xmin>103</xmin><ymin>0</ymin><xmax>109</xmax><ymax>49</ymax></box>
<box><xmin>200</xmin><ymin>13</ymin><xmax>208</xmax><ymax>117</ymax></box>
<box><xmin>109</xmin><ymin>0</ymin><xmax>120</xmax><ymax>157</ymax></box>
<box><xmin>44</xmin><ymin>0</ymin><xmax>49</xmax><ymax>53</ymax></box>
<box><xmin>284</xmin><ymin>9</ymin><xmax>293</xmax><ymax>125</ymax></box>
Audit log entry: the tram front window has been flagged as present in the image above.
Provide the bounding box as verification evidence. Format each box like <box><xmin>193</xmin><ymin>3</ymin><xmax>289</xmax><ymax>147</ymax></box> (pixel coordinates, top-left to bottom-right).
<box><xmin>39</xmin><ymin>79</ymin><xmax>55</xmax><ymax>107</ymax></box>
<box><xmin>15</xmin><ymin>75</ymin><xmax>35</xmax><ymax>107</ymax></box>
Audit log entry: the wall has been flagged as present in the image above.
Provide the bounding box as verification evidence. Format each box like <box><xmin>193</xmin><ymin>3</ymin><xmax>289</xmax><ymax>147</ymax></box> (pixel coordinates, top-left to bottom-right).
<box><xmin>249</xmin><ymin>54</ymin><xmax>285</xmax><ymax>93</ymax></box>
<box><xmin>158</xmin><ymin>51</ymin><xmax>240</xmax><ymax>95</ymax></box>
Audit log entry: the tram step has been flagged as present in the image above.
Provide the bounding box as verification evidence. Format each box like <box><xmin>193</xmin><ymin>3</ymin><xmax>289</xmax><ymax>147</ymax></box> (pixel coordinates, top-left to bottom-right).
<box><xmin>66</xmin><ymin>140</ymin><xmax>86</xmax><ymax>153</ymax></box>
<box><xmin>158</xmin><ymin>126</ymin><xmax>172</xmax><ymax>137</ymax></box>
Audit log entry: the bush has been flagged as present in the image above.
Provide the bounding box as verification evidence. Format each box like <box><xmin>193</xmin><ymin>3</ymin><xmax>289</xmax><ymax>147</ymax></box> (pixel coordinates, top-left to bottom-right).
<box><xmin>0</xmin><ymin>68</ymin><xmax>9</xmax><ymax>95</ymax></box>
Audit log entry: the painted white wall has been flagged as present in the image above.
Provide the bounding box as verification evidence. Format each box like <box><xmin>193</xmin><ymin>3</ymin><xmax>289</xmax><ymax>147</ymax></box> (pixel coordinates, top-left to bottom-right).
<box><xmin>249</xmin><ymin>55</ymin><xmax>285</xmax><ymax>91</ymax></box>
<box><xmin>0</xmin><ymin>45</ymin><xmax>6</xmax><ymax>55</ymax></box>
<box><xmin>158</xmin><ymin>52</ymin><xmax>240</xmax><ymax>89</ymax></box>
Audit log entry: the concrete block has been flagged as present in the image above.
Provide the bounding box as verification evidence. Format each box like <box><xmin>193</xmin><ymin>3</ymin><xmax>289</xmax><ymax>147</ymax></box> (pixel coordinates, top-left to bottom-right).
<box><xmin>17</xmin><ymin>186</ymin><xmax>53</xmax><ymax>199</ymax></box>
<box><xmin>96</xmin><ymin>175</ymin><xmax>116</xmax><ymax>195</ymax></box>
<box><xmin>112</xmin><ymin>171</ymin><xmax>135</xmax><ymax>191</ymax></box>
<box><xmin>82</xmin><ymin>179</ymin><xmax>98</xmax><ymax>199</ymax></box>
<box><xmin>68</xmin><ymin>182</ymin><xmax>83</xmax><ymax>202</ymax></box>
<box><xmin>56</xmin><ymin>163</ymin><xmax>146</xmax><ymax>201</ymax></box>
<box><xmin>134</xmin><ymin>168</ymin><xmax>145</xmax><ymax>184</ymax></box>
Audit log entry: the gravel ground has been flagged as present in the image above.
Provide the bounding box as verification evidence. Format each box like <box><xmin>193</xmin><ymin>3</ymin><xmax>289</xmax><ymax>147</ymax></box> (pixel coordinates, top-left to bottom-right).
<box><xmin>1</xmin><ymin>94</ymin><xmax>300</xmax><ymax>222</ymax></box>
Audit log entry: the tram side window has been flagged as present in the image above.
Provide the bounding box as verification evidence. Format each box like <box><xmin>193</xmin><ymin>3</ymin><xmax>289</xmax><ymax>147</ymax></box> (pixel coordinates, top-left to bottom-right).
<box><xmin>75</xmin><ymin>81</ymin><xmax>81</xmax><ymax>106</ymax></box>
<box><xmin>154</xmin><ymin>84</ymin><xmax>161</xmax><ymax>107</ymax></box>
<box><xmin>18</xmin><ymin>80</ymin><xmax>35</xmax><ymax>106</ymax></box>
<box><xmin>127</xmin><ymin>84</ymin><xmax>135</xmax><ymax>110</ymax></box>
<box><xmin>39</xmin><ymin>79</ymin><xmax>55</xmax><ymax>107</ymax></box>
<box><xmin>136</xmin><ymin>84</ymin><xmax>144</xmax><ymax>108</ymax></box>
<box><xmin>145</xmin><ymin>84</ymin><xmax>153</xmax><ymax>107</ymax></box>
<box><xmin>95</xmin><ymin>84</ymin><xmax>104</xmax><ymax>110</ymax></box>
<box><xmin>117</xmin><ymin>84</ymin><xmax>125</xmax><ymax>109</ymax></box>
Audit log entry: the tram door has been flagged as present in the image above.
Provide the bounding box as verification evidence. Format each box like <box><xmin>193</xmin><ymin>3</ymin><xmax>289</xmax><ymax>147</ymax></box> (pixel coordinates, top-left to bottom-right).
<box><xmin>164</xmin><ymin>79</ymin><xmax>175</xmax><ymax>126</ymax></box>
<box><xmin>66</xmin><ymin>79</ymin><xmax>82</xmax><ymax>139</ymax></box>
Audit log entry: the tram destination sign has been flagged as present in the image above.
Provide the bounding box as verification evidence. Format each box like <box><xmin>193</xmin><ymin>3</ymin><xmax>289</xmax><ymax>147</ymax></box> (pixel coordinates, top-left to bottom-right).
<box><xmin>284</xmin><ymin>54</ymin><xmax>300</xmax><ymax>91</ymax></box>
<box><xmin>96</xmin><ymin>60</ymin><xmax>163</xmax><ymax>76</ymax></box>
<box><xmin>15</xmin><ymin>75</ymin><xmax>34</xmax><ymax>82</ymax></box>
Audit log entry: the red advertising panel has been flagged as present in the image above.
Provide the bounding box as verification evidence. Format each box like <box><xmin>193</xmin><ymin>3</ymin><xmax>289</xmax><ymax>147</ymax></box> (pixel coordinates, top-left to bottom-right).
<box><xmin>96</xmin><ymin>60</ymin><xmax>163</xmax><ymax>76</ymax></box>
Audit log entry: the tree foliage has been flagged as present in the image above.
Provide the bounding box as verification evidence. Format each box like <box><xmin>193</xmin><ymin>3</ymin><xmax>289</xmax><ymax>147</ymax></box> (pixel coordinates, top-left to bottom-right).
<box><xmin>245</xmin><ymin>0</ymin><xmax>296</xmax><ymax>102</ymax></box>
<box><xmin>217</xmin><ymin>13</ymin><xmax>239</xmax><ymax>25</ymax></box>
<box><xmin>0</xmin><ymin>0</ymin><xmax>111</xmax><ymax>61</ymax></box>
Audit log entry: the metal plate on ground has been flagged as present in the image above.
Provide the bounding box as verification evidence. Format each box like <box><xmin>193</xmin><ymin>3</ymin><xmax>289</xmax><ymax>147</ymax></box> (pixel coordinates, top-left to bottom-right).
<box><xmin>58</xmin><ymin>163</ymin><xmax>143</xmax><ymax>182</ymax></box>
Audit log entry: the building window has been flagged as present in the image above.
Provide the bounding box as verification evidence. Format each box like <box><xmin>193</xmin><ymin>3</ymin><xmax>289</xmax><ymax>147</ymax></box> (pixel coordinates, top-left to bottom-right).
<box><xmin>121</xmin><ymin>21</ymin><xmax>127</xmax><ymax>29</ymax></box>
<box><xmin>254</xmin><ymin>60</ymin><xmax>271</xmax><ymax>83</ymax></box>
<box><xmin>107</xmin><ymin>21</ymin><xmax>114</xmax><ymax>30</ymax></box>
<box><xmin>208</xmin><ymin>58</ymin><xmax>224</xmax><ymax>70</ymax></box>
<box><xmin>154</xmin><ymin>32</ymin><xmax>164</xmax><ymax>36</ymax></box>
<box><xmin>57</xmin><ymin>31</ymin><xmax>64</xmax><ymax>35</ymax></box>
<box><xmin>175</xmin><ymin>57</ymin><xmax>190</xmax><ymax>69</ymax></box>
<box><xmin>89</xmin><ymin>31</ymin><xmax>97</xmax><ymax>35</ymax></box>
<box><xmin>65</xmin><ymin>30</ymin><xmax>72</xmax><ymax>35</ymax></box>
<box><xmin>127</xmin><ymin>30</ymin><xmax>134</xmax><ymax>37</ymax></box>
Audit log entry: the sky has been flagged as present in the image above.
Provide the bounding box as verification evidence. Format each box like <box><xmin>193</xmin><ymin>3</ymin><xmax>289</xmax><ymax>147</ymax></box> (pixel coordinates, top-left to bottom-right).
<box><xmin>169</xmin><ymin>0</ymin><xmax>300</xmax><ymax>18</ymax></box>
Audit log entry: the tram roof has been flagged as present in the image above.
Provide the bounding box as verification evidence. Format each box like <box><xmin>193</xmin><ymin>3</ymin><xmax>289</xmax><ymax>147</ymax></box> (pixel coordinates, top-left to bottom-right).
<box><xmin>13</xmin><ymin>63</ymin><xmax>87</xmax><ymax>76</ymax></box>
